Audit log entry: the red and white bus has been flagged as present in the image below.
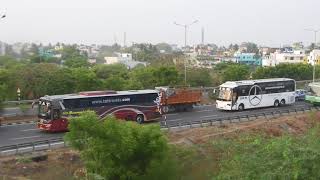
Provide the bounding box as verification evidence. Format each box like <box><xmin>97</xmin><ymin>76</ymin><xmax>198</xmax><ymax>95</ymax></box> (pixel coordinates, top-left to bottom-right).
<box><xmin>37</xmin><ymin>90</ymin><xmax>162</xmax><ymax>132</ymax></box>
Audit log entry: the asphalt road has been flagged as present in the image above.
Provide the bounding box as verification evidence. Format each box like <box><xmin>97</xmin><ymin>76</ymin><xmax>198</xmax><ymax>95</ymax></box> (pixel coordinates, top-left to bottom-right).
<box><xmin>0</xmin><ymin>123</ymin><xmax>64</xmax><ymax>147</ymax></box>
<box><xmin>0</xmin><ymin>106</ymin><xmax>37</xmax><ymax>117</ymax></box>
<box><xmin>0</xmin><ymin>101</ymin><xmax>312</xmax><ymax>147</ymax></box>
<box><xmin>163</xmin><ymin>101</ymin><xmax>312</xmax><ymax>127</ymax></box>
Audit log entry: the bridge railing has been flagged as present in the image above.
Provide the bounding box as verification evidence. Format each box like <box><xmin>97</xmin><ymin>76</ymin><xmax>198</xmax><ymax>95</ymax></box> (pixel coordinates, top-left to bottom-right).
<box><xmin>0</xmin><ymin>137</ymin><xmax>66</xmax><ymax>156</ymax></box>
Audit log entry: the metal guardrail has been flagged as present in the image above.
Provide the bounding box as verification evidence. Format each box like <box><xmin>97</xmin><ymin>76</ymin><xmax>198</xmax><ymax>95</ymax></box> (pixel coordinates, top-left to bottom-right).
<box><xmin>2</xmin><ymin>100</ymin><xmax>36</xmax><ymax>104</ymax></box>
<box><xmin>0</xmin><ymin>137</ymin><xmax>66</xmax><ymax>156</ymax></box>
<box><xmin>1</xmin><ymin>104</ymin><xmax>319</xmax><ymax>156</ymax></box>
<box><xmin>160</xmin><ymin>105</ymin><xmax>319</xmax><ymax>130</ymax></box>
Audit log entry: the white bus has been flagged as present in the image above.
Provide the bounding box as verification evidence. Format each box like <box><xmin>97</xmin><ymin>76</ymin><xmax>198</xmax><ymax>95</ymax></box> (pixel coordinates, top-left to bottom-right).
<box><xmin>216</xmin><ymin>78</ymin><xmax>296</xmax><ymax>111</ymax></box>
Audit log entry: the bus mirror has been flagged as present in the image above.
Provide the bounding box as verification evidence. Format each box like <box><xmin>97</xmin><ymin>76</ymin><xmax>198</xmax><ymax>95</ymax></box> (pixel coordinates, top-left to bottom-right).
<box><xmin>31</xmin><ymin>101</ymin><xmax>36</xmax><ymax>109</ymax></box>
<box><xmin>213</xmin><ymin>89</ymin><xmax>216</xmax><ymax>94</ymax></box>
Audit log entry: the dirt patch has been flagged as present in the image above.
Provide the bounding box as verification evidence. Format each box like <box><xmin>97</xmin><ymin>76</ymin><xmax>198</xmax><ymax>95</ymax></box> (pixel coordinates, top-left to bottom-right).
<box><xmin>167</xmin><ymin>112</ymin><xmax>320</xmax><ymax>145</ymax></box>
<box><xmin>0</xmin><ymin>149</ymin><xmax>83</xmax><ymax>180</ymax></box>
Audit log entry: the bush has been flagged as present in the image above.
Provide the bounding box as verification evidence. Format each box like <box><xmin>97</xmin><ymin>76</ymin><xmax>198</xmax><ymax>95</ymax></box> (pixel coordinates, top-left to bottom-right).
<box><xmin>215</xmin><ymin>125</ymin><xmax>320</xmax><ymax>179</ymax></box>
<box><xmin>65</xmin><ymin>111</ymin><xmax>178</xmax><ymax>180</ymax></box>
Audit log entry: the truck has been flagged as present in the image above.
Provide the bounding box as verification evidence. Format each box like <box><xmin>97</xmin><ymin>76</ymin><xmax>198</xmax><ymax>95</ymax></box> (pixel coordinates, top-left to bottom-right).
<box><xmin>305</xmin><ymin>82</ymin><xmax>320</xmax><ymax>105</ymax></box>
<box><xmin>156</xmin><ymin>87</ymin><xmax>201</xmax><ymax>113</ymax></box>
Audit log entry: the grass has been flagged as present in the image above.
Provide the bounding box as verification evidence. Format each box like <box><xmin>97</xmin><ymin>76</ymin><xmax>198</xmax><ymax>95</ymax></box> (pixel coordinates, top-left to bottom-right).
<box><xmin>16</xmin><ymin>156</ymin><xmax>32</xmax><ymax>163</ymax></box>
<box><xmin>18</xmin><ymin>103</ymin><xmax>31</xmax><ymax>113</ymax></box>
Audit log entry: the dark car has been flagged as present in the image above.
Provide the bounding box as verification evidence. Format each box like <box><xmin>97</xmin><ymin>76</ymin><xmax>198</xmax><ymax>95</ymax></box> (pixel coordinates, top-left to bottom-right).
<box><xmin>295</xmin><ymin>89</ymin><xmax>307</xmax><ymax>101</ymax></box>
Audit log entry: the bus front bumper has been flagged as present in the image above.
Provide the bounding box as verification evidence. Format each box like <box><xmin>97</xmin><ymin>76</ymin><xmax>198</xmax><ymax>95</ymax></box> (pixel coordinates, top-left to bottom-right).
<box><xmin>216</xmin><ymin>101</ymin><xmax>234</xmax><ymax>110</ymax></box>
<box><xmin>37</xmin><ymin>122</ymin><xmax>52</xmax><ymax>131</ymax></box>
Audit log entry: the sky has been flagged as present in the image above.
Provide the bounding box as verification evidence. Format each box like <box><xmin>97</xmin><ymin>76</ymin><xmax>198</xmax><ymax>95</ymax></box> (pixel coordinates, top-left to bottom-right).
<box><xmin>1</xmin><ymin>0</ymin><xmax>320</xmax><ymax>47</ymax></box>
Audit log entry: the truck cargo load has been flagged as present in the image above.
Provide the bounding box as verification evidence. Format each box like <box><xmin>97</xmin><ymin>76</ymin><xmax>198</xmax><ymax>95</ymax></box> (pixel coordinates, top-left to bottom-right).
<box><xmin>156</xmin><ymin>87</ymin><xmax>201</xmax><ymax>113</ymax></box>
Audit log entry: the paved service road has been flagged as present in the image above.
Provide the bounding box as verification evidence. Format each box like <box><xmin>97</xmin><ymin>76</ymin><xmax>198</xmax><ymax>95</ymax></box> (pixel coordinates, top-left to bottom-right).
<box><xmin>0</xmin><ymin>101</ymin><xmax>312</xmax><ymax>147</ymax></box>
<box><xmin>0</xmin><ymin>123</ymin><xmax>64</xmax><ymax>147</ymax></box>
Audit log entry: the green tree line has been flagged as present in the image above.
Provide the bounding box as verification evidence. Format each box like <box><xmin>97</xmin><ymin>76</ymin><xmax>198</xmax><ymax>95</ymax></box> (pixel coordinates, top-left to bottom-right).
<box><xmin>1</xmin><ymin>54</ymin><xmax>319</xmax><ymax>101</ymax></box>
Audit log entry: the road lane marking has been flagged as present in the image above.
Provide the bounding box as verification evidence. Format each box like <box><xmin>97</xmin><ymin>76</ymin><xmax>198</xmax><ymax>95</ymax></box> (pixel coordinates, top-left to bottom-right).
<box><xmin>166</xmin><ymin>113</ymin><xmax>179</xmax><ymax>116</ymax></box>
<box><xmin>21</xmin><ymin>128</ymin><xmax>38</xmax><ymax>132</ymax></box>
<box><xmin>3</xmin><ymin>113</ymin><xmax>17</xmax><ymax>116</ymax></box>
<box><xmin>295</xmin><ymin>105</ymin><xmax>307</xmax><ymax>107</ymax></box>
<box><xmin>195</xmin><ymin>110</ymin><xmax>212</xmax><ymax>113</ymax></box>
<box><xmin>11</xmin><ymin>136</ymin><xmax>40</xmax><ymax>140</ymax></box>
<box><xmin>199</xmin><ymin>115</ymin><xmax>218</xmax><ymax>118</ymax></box>
<box><xmin>166</xmin><ymin>118</ymin><xmax>183</xmax><ymax>121</ymax></box>
<box><xmin>0</xmin><ymin>122</ymin><xmax>36</xmax><ymax>127</ymax></box>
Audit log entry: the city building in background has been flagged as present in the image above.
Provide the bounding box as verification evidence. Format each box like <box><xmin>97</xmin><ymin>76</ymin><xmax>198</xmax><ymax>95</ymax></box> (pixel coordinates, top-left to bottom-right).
<box><xmin>234</xmin><ymin>52</ymin><xmax>262</xmax><ymax>66</ymax></box>
<box><xmin>104</xmin><ymin>53</ymin><xmax>147</xmax><ymax>69</ymax></box>
<box><xmin>308</xmin><ymin>49</ymin><xmax>320</xmax><ymax>65</ymax></box>
<box><xmin>262</xmin><ymin>49</ymin><xmax>306</xmax><ymax>66</ymax></box>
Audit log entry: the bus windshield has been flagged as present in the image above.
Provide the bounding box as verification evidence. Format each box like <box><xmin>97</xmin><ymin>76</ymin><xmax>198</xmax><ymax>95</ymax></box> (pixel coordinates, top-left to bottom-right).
<box><xmin>38</xmin><ymin>101</ymin><xmax>52</xmax><ymax>119</ymax></box>
<box><xmin>218</xmin><ymin>87</ymin><xmax>233</xmax><ymax>101</ymax></box>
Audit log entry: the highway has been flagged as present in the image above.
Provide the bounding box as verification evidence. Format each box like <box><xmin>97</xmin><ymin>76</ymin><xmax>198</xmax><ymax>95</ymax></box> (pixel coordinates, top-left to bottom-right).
<box><xmin>0</xmin><ymin>101</ymin><xmax>312</xmax><ymax>147</ymax></box>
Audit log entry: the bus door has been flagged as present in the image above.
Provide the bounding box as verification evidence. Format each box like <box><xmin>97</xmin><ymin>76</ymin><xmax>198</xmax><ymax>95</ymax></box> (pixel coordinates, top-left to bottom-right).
<box><xmin>231</xmin><ymin>87</ymin><xmax>239</xmax><ymax>107</ymax></box>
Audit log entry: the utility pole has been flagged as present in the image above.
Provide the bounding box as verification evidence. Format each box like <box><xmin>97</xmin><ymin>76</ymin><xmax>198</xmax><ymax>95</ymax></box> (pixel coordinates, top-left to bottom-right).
<box><xmin>123</xmin><ymin>32</ymin><xmax>126</xmax><ymax>48</ymax></box>
<box><xmin>174</xmin><ymin>20</ymin><xmax>199</xmax><ymax>85</ymax></box>
<box><xmin>305</xmin><ymin>28</ymin><xmax>320</xmax><ymax>83</ymax></box>
<box><xmin>201</xmin><ymin>27</ymin><xmax>204</xmax><ymax>45</ymax></box>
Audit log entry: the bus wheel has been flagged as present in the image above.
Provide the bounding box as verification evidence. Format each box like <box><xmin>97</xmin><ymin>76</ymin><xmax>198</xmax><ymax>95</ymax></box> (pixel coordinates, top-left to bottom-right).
<box><xmin>136</xmin><ymin>115</ymin><xmax>144</xmax><ymax>124</ymax></box>
<box><xmin>280</xmin><ymin>99</ymin><xmax>286</xmax><ymax>106</ymax></box>
<box><xmin>274</xmin><ymin>100</ymin><xmax>279</xmax><ymax>107</ymax></box>
<box><xmin>238</xmin><ymin>104</ymin><xmax>244</xmax><ymax>111</ymax></box>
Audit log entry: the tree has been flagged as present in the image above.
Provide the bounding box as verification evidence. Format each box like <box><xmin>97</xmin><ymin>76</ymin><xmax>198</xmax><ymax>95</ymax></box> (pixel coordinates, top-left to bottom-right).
<box><xmin>0</xmin><ymin>55</ymin><xmax>22</xmax><ymax>68</ymax></box>
<box><xmin>104</xmin><ymin>75</ymin><xmax>127</xmax><ymax>91</ymax></box>
<box><xmin>252</xmin><ymin>63</ymin><xmax>313</xmax><ymax>80</ymax></box>
<box><xmin>10</xmin><ymin>63</ymin><xmax>60</xmax><ymax>99</ymax></box>
<box><xmin>64</xmin><ymin>56</ymin><xmax>89</xmax><ymax>68</ymax></box>
<box><xmin>153</xmin><ymin>66</ymin><xmax>179</xmax><ymax>86</ymax></box>
<box><xmin>71</xmin><ymin>68</ymin><xmax>102</xmax><ymax>92</ymax></box>
<box><xmin>222</xmin><ymin>64</ymin><xmax>250</xmax><ymax>81</ymax></box>
<box><xmin>233</xmin><ymin>44</ymin><xmax>239</xmax><ymax>51</ymax></box>
<box><xmin>46</xmin><ymin>68</ymin><xmax>77</xmax><ymax>95</ymax></box>
<box><xmin>293</xmin><ymin>42</ymin><xmax>304</xmax><ymax>50</ymax></box>
<box><xmin>156</xmin><ymin>43</ymin><xmax>172</xmax><ymax>53</ymax></box>
<box><xmin>65</xmin><ymin>111</ymin><xmax>177</xmax><ymax>180</ymax></box>
<box><xmin>93</xmin><ymin>64</ymin><xmax>128</xmax><ymax>79</ymax></box>
<box><xmin>187</xmin><ymin>68</ymin><xmax>212</xmax><ymax>87</ymax></box>
<box><xmin>59</xmin><ymin>45</ymin><xmax>89</xmax><ymax>68</ymax></box>
<box><xmin>241</xmin><ymin>42</ymin><xmax>259</xmax><ymax>54</ymax></box>
<box><xmin>130</xmin><ymin>67</ymin><xmax>156</xmax><ymax>89</ymax></box>
<box><xmin>0</xmin><ymin>69</ymin><xmax>9</xmax><ymax>103</ymax></box>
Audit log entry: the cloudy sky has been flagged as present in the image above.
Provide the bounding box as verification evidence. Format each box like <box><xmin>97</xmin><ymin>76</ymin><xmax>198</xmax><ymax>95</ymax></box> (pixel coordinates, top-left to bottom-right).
<box><xmin>1</xmin><ymin>0</ymin><xmax>319</xmax><ymax>46</ymax></box>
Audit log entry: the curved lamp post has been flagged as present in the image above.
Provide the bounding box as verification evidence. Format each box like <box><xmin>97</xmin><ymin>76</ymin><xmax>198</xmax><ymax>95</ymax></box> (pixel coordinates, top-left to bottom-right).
<box><xmin>174</xmin><ymin>20</ymin><xmax>199</xmax><ymax>85</ymax></box>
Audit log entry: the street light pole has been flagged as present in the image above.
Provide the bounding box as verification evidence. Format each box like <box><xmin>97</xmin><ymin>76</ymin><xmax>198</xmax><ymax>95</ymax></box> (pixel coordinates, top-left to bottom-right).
<box><xmin>174</xmin><ymin>20</ymin><xmax>198</xmax><ymax>85</ymax></box>
<box><xmin>305</xmin><ymin>28</ymin><xmax>320</xmax><ymax>83</ymax></box>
